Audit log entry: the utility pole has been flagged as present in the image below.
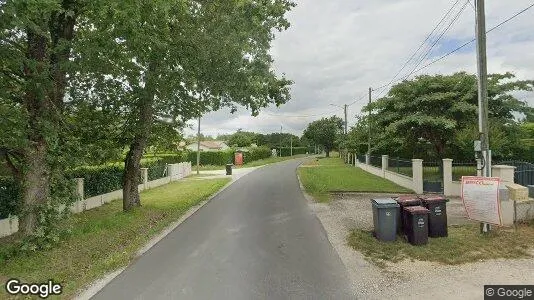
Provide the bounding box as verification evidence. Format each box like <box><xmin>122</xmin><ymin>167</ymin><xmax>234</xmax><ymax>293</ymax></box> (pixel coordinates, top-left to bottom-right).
<box><xmin>279</xmin><ymin>125</ymin><xmax>282</xmax><ymax>157</ymax></box>
<box><xmin>343</xmin><ymin>104</ymin><xmax>348</xmax><ymax>134</ymax></box>
<box><xmin>476</xmin><ymin>0</ymin><xmax>491</xmax><ymax>233</ymax></box>
<box><xmin>368</xmin><ymin>87</ymin><xmax>372</xmax><ymax>157</ymax></box>
<box><xmin>196</xmin><ymin>115</ymin><xmax>201</xmax><ymax>175</ymax></box>
<box><xmin>290</xmin><ymin>136</ymin><xmax>293</xmax><ymax>156</ymax></box>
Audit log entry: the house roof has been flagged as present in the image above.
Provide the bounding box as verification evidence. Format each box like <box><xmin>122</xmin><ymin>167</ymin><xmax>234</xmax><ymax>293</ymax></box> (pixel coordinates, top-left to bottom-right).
<box><xmin>187</xmin><ymin>140</ymin><xmax>228</xmax><ymax>149</ymax></box>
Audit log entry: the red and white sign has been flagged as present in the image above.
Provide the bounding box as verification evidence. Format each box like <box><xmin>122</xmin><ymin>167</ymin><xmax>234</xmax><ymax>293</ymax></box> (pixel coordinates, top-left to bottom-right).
<box><xmin>461</xmin><ymin>176</ymin><xmax>502</xmax><ymax>225</ymax></box>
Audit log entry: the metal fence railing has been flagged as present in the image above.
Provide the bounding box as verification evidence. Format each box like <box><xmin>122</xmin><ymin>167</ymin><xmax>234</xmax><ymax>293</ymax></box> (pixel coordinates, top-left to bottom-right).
<box><xmin>496</xmin><ymin>161</ymin><xmax>534</xmax><ymax>187</ymax></box>
<box><xmin>452</xmin><ymin>161</ymin><xmax>478</xmax><ymax>181</ymax></box>
<box><xmin>370</xmin><ymin>156</ymin><xmax>382</xmax><ymax>168</ymax></box>
<box><xmin>422</xmin><ymin>161</ymin><xmax>443</xmax><ymax>182</ymax></box>
<box><xmin>387</xmin><ymin>157</ymin><xmax>412</xmax><ymax>178</ymax></box>
<box><xmin>357</xmin><ymin>155</ymin><xmax>366</xmax><ymax>163</ymax></box>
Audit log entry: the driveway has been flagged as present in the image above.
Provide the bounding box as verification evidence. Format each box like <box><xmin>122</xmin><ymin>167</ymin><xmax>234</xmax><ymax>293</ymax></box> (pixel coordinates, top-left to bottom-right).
<box><xmin>92</xmin><ymin>158</ymin><xmax>354</xmax><ymax>299</ymax></box>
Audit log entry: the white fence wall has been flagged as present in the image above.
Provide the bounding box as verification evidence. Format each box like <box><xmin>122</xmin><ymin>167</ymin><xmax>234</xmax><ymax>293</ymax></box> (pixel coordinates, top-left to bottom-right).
<box><xmin>355</xmin><ymin>155</ymin><xmax>422</xmax><ymax>193</ymax></box>
<box><xmin>0</xmin><ymin>162</ymin><xmax>192</xmax><ymax>238</ymax></box>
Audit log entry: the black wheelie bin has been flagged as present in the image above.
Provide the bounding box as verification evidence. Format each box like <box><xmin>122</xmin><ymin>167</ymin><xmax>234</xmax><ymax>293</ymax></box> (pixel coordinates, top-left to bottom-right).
<box><xmin>419</xmin><ymin>195</ymin><xmax>448</xmax><ymax>237</ymax></box>
<box><xmin>403</xmin><ymin>206</ymin><xmax>430</xmax><ymax>246</ymax></box>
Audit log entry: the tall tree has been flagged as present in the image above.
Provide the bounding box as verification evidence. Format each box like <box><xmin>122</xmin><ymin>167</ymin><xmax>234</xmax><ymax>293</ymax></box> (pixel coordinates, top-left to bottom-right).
<box><xmin>364</xmin><ymin>72</ymin><xmax>533</xmax><ymax>160</ymax></box>
<box><xmin>0</xmin><ymin>0</ymin><xmax>83</xmax><ymax>236</ymax></box>
<box><xmin>303</xmin><ymin>116</ymin><xmax>343</xmax><ymax>157</ymax></box>
<box><xmin>76</xmin><ymin>0</ymin><xmax>294</xmax><ymax>210</ymax></box>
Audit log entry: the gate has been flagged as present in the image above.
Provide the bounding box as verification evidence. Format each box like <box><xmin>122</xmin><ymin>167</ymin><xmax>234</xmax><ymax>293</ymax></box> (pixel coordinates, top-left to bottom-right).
<box><xmin>496</xmin><ymin>161</ymin><xmax>534</xmax><ymax>186</ymax></box>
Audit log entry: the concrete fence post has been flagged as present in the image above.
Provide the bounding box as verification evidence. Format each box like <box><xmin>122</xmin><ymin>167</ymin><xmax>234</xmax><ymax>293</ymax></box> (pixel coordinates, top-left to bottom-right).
<box><xmin>365</xmin><ymin>154</ymin><xmax>370</xmax><ymax>165</ymax></box>
<box><xmin>167</xmin><ymin>164</ymin><xmax>174</xmax><ymax>182</ymax></box>
<box><xmin>412</xmin><ymin>159</ymin><xmax>424</xmax><ymax>194</ymax></box>
<box><xmin>492</xmin><ymin>165</ymin><xmax>516</xmax><ymax>183</ymax></box>
<box><xmin>381</xmin><ymin>155</ymin><xmax>388</xmax><ymax>177</ymax></box>
<box><xmin>140</xmin><ymin>168</ymin><xmax>148</xmax><ymax>190</ymax></box>
<box><xmin>442</xmin><ymin>159</ymin><xmax>453</xmax><ymax>196</ymax></box>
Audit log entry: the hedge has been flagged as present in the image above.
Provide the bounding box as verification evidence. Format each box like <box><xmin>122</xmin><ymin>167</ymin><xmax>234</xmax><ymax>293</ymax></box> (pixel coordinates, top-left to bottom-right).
<box><xmin>0</xmin><ymin>177</ymin><xmax>19</xmax><ymax>219</ymax></box>
<box><xmin>68</xmin><ymin>165</ymin><xmax>125</xmax><ymax>198</ymax></box>
<box><xmin>242</xmin><ymin>147</ymin><xmax>271</xmax><ymax>162</ymax></box>
<box><xmin>0</xmin><ymin>154</ymin><xmax>188</xmax><ymax>217</ymax></box>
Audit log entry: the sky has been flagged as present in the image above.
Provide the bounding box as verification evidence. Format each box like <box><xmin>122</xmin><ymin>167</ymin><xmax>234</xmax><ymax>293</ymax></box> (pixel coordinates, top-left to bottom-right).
<box><xmin>184</xmin><ymin>0</ymin><xmax>534</xmax><ymax>138</ymax></box>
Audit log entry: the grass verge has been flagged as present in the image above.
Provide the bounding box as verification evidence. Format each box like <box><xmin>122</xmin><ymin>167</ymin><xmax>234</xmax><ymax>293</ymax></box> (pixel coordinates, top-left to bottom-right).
<box><xmin>0</xmin><ymin>177</ymin><xmax>230</xmax><ymax>299</ymax></box>
<box><xmin>348</xmin><ymin>223</ymin><xmax>534</xmax><ymax>267</ymax></box>
<box><xmin>298</xmin><ymin>157</ymin><xmax>412</xmax><ymax>202</ymax></box>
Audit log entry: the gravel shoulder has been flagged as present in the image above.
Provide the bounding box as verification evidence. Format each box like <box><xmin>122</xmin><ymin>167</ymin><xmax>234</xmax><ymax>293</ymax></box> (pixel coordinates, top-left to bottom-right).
<box><xmin>306</xmin><ymin>192</ymin><xmax>534</xmax><ymax>300</ymax></box>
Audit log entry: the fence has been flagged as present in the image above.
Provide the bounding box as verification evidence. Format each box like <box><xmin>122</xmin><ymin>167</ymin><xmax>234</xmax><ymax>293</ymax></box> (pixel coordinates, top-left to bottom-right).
<box><xmin>451</xmin><ymin>161</ymin><xmax>478</xmax><ymax>181</ymax></box>
<box><xmin>355</xmin><ymin>155</ymin><xmax>533</xmax><ymax>226</ymax></box>
<box><xmin>388</xmin><ymin>157</ymin><xmax>413</xmax><ymax>178</ymax></box>
<box><xmin>496</xmin><ymin>161</ymin><xmax>534</xmax><ymax>187</ymax></box>
<box><xmin>370</xmin><ymin>156</ymin><xmax>382</xmax><ymax>168</ymax></box>
<box><xmin>0</xmin><ymin>162</ymin><xmax>193</xmax><ymax>238</ymax></box>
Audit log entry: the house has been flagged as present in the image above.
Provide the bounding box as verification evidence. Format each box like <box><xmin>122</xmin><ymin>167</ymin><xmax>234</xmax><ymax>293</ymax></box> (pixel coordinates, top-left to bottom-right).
<box><xmin>185</xmin><ymin>140</ymin><xmax>230</xmax><ymax>152</ymax></box>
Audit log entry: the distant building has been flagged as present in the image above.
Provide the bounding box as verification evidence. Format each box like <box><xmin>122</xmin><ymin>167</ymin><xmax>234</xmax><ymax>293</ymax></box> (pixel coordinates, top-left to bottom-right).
<box><xmin>185</xmin><ymin>140</ymin><xmax>230</xmax><ymax>152</ymax></box>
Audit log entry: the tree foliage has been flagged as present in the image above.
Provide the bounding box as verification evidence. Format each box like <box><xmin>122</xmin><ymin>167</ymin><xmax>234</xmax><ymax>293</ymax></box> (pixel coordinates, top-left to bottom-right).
<box><xmin>303</xmin><ymin>116</ymin><xmax>343</xmax><ymax>157</ymax></box>
<box><xmin>353</xmin><ymin>72</ymin><xmax>534</xmax><ymax>160</ymax></box>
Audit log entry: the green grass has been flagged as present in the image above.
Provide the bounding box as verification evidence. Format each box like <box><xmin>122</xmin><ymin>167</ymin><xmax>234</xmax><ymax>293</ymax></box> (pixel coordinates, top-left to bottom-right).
<box><xmin>298</xmin><ymin>157</ymin><xmax>412</xmax><ymax>202</ymax></box>
<box><xmin>348</xmin><ymin>223</ymin><xmax>534</xmax><ymax>267</ymax></box>
<box><xmin>0</xmin><ymin>177</ymin><xmax>230</xmax><ymax>299</ymax></box>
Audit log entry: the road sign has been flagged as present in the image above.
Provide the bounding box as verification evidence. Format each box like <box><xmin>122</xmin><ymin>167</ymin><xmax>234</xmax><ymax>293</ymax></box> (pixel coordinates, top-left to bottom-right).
<box><xmin>461</xmin><ymin>176</ymin><xmax>502</xmax><ymax>225</ymax></box>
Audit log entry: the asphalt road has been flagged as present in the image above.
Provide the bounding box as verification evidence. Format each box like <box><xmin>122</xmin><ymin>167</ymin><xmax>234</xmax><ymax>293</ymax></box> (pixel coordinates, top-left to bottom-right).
<box><xmin>92</xmin><ymin>159</ymin><xmax>354</xmax><ymax>299</ymax></box>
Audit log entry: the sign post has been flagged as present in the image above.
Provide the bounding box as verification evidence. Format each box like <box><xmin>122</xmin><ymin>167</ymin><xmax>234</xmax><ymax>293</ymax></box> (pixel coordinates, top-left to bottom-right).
<box><xmin>461</xmin><ymin>176</ymin><xmax>502</xmax><ymax>226</ymax></box>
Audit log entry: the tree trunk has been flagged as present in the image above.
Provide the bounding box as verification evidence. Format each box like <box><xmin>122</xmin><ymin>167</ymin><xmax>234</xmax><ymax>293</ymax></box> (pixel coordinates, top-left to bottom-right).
<box><xmin>18</xmin><ymin>7</ymin><xmax>77</xmax><ymax>236</ymax></box>
<box><xmin>122</xmin><ymin>61</ymin><xmax>157</xmax><ymax>211</ymax></box>
<box><xmin>123</xmin><ymin>139</ymin><xmax>145</xmax><ymax>211</ymax></box>
<box><xmin>325</xmin><ymin>149</ymin><xmax>330</xmax><ymax>157</ymax></box>
<box><xmin>19</xmin><ymin>141</ymin><xmax>50</xmax><ymax>235</ymax></box>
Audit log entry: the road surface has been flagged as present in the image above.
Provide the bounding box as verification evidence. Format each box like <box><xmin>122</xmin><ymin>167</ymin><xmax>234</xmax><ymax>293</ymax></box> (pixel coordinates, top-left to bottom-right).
<box><xmin>92</xmin><ymin>159</ymin><xmax>354</xmax><ymax>299</ymax></box>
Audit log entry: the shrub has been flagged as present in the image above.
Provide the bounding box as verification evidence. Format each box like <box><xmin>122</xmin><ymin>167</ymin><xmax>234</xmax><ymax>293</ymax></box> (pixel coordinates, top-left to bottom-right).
<box><xmin>243</xmin><ymin>147</ymin><xmax>271</xmax><ymax>162</ymax></box>
<box><xmin>68</xmin><ymin>165</ymin><xmax>125</xmax><ymax>198</ymax></box>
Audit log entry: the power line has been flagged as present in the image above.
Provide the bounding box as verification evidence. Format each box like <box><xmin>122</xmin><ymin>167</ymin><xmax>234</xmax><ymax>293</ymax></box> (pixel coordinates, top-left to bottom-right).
<box><xmin>264</xmin><ymin>108</ymin><xmax>343</xmax><ymax>118</ymax></box>
<box><xmin>412</xmin><ymin>1</ymin><xmax>534</xmax><ymax>75</ymax></box>
<box><xmin>374</xmin><ymin>0</ymin><xmax>463</xmax><ymax>97</ymax></box>
<box><xmin>373</xmin><ymin>1</ymin><xmax>534</xmax><ymax>98</ymax></box>
<box><xmin>401</xmin><ymin>0</ymin><xmax>470</xmax><ymax>82</ymax></box>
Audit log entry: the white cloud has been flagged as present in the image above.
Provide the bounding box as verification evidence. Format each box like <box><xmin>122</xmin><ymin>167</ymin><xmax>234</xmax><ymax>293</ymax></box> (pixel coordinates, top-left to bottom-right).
<box><xmin>187</xmin><ymin>0</ymin><xmax>534</xmax><ymax>137</ymax></box>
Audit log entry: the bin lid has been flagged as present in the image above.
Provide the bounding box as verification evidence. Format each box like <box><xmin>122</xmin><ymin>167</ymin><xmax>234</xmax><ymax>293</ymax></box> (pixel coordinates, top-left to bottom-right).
<box><xmin>403</xmin><ymin>206</ymin><xmax>429</xmax><ymax>214</ymax></box>
<box><xmin>371</xmin><ymin>198</ymin><xmax>399</xmax><ymax>208</ymax></box>
<box><xmin>395</xmin><ymin>195</ymin><xmax>421</xmax><ymax>205</ymax></box>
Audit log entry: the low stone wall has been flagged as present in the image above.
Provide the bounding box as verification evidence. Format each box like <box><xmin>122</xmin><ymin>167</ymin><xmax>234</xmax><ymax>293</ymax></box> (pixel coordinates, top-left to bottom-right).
<box><xmin>356</xmin><ymin>161</ymin><xmax>417</xmax><ymax>192</ymax></box>
<box><xmin>0</xmin><ymin>162</ymin><xmax>192</xmax><ymax>238</ymax></box>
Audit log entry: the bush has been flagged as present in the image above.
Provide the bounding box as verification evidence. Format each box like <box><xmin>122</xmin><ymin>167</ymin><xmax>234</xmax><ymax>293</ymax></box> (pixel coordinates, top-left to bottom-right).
<box><xmin>243</xmin><ymin>147</ymin><xmax>271</xmax><ymax>163</ymax></box>
<box><xmin>0</xmin><ymin>176</ymin><xmax>20</xmax><ymax>218</ymax></box>
<box><xmin>68</xmin><ymin>165</ymin><xmax>125</xmax><ymax>198</ymax></box>
<box><xmin>186</xmin><ymin>151</ymin><xmax>234</xmax><ymax>166</ymax></box>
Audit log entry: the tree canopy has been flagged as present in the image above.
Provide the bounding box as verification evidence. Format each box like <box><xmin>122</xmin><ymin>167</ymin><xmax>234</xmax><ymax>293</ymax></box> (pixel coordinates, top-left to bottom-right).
<box><xmin>352</xmin><ymin>72</ymin><xmax>534</xmax><ymax>161</ymax></box>
<box><xmin>303</xmin><ymin>116</ymin><xmax>343</xmax><ymax>157</ymax></box>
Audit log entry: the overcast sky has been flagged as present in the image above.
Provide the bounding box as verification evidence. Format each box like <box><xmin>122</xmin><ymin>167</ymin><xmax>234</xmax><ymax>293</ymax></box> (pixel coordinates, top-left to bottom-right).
<box><xmin>185</xmin><ymin>0</ymin><xmax>534</xmax><ymax>138</ymax></box>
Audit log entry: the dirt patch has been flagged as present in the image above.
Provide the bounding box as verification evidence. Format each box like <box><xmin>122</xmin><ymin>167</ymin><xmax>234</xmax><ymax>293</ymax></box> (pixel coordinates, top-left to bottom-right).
<box><xmin>309</xmin><ymin>192</ymin><xmax>534</xmax><ymax>299</ymax></box>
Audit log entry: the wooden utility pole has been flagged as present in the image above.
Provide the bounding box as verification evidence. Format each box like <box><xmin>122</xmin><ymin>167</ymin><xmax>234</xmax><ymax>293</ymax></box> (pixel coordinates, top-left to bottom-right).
<box><xmin>343</xmin><ymin>104</ymin><xmax>348</xmax><ymax>134</ymax></box>
<box><xmin>476</xmin><ymin>0</ymin><xmax>491</xmax><ymax>233</ymax></box>
<box><xmin>196</xmin><ymin>115</ymin><xmax>201</xmax><ymax>175</ymax></box>
<box><xmin>290</xmin><ymin>136</ymin><xmax>293</xmax><ymax>156</ymax></box>
<box><xmin>368</xmin><ymin>87</ymin><xmax>372</xmax><ymax>157</ymax></box>
<box><xmin>279</xmin><ymin>125</ymin><xmax>282</xmax><ymax>157</ymax></box>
